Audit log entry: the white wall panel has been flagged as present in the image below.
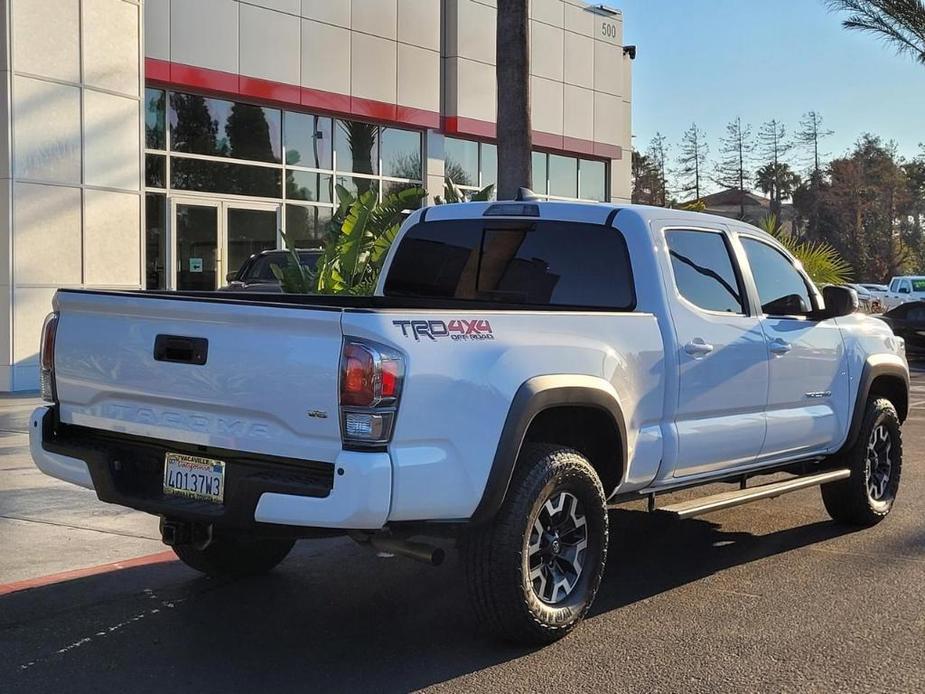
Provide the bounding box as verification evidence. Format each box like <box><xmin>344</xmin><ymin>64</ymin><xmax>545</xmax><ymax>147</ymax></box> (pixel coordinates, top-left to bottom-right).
<box><xmin>12</xmin><ymin>76</ymin><xmax>81</xmax><ymax>184</ymax></box>
<box><xmin>593</xmin><ymin>39</ymin><xmax>622</xmax><ymax>97</ymax></box>
<box><xmin>11</xmin><ymin>0</ymin><xmax>79</xmax><ymax>82</ymax></box>
<box><xmin>12</xmin><ymin>182</ymin><xmax>81</xmax><ymax>286</ymax></box>
<box><xmin>83</xmin><ymin>0</ymin><xmax>140</xmax><ymax>96</ymax></box>
<box><xmin>350</xmin><ymin>33</ymin><xmax>396</xmax><ymax>104</ymax></box>
<box><xmin>170</xmin><ymin>0</ymin><xmax>239</xmax><ymax>74</ymax></box>
<box><xmin>145</xmin><ymin>0</ymin><xmax>170</xmax><ymax>60</ymax></box>
<box><xmin>397</xmin><ymin>0</ymin><xmax>439</xmax><ymax>51</ymax></box>
<box><xmin>83</xmin><ymin>189</ymin><xmax>141</xmax><ymax>287</ymax></box>
<box><xmin>301</xmin><ymin>0</ymin><xmax>350</xmax><ymax>27</ymax></box>
<box><xmin>250</xmin><ymin>0</ymin><xmax>300</xmax><ymax>15</ymax></box>
<box><xmin>301</xmin><ymin>19</ymin><xmax>350</xmax><ymax>94</ymax></box>
<box><xmin>351</xmin><ymin>0</ymin><xmax>397</xmax><ymax>41</ymax></box>
<box><xmin>240</xmin><ymin>3</ymin><xmax>300</xmax><ymax>84</ymax></box>
<box><xmin>564</xmin><ymin>31</ymin><xmax>593</xmax><ymax>88</ymax></box>
<box><xmin>530</xmin><ymin>21</ymin><xmax>563</xmax><ymax>82</ymax></box>
<box><xmin>531</xmin><ymin>76</ymin><xmax>563</xmax><ymax>135</ymax></box>
<box><xmin>12</xmin><ymin>286</ymin><xmax>57</xmax><ymax>365</ymax></box>
<box><xmin>563</xmin><ymin>83</ymin><xmax>593</xmax><ymax>141</ymax></box>
<box><xmin>83</xmin><ymin>90</ymin><xmax>140</xmax><ymax>191</ymax></box>
<box><xmin>397</xmin><ymin>44</ymin><xmax>439</xmax><ymax>112</ymax></box>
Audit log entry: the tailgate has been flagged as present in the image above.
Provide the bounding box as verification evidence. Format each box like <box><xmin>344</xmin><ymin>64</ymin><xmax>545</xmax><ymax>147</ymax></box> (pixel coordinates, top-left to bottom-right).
<box><xmin>52</xmin><ymin>291</ymin><xmax>344</xmax><ymax>463</ymax></box>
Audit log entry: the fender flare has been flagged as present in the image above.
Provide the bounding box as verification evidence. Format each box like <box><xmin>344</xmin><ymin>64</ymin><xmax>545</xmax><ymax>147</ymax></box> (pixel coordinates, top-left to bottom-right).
<box><xmin>469</xmin><ymin>375</ymin><xmax>627</xmax><ymax>524</ymax></box>
<box><xmin>841</xmin><ymin>354</ymin><xmax>909</xmax><ymax>453</ymax></box>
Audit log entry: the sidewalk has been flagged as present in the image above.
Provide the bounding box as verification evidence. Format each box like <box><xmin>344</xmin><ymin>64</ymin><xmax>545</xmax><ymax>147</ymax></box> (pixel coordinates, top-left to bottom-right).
<box><xmin>0</xmin><ymin>394</ymin><xmax>164</xmax><ymax>584</ymax></box>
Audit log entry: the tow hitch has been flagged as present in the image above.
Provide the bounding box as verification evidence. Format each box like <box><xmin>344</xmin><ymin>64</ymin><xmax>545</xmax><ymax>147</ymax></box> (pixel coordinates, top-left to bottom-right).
<box><xmin>159</xmin><ymin>518</ymin><xmax>213</xmax><ymax>550</ymax></box>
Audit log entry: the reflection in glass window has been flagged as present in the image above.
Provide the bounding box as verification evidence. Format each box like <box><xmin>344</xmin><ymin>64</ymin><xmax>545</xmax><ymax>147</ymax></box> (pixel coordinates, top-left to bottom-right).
<box><xmin>667</xmin><ymin>230</ymin><xmax>744</xmax><ymax>314</ymax></box>
<box><xmin>741</xmin><ymin>238</ymin><xmax>813</xmax><ymax>316</ymax></box>
<box><xmin>145</xmin><ymin>88</ymin><xmax>165</xmax><ymax>150</ymax></box>
<box><xmin>445</xmin><ymin>138</ymin><xmax>478</xmax><ymax>186</ymax></box>
<box><xmin>481</xmin><ymin>143</ymin><xmax>497</xmax><ymax>190</ymax></box>
<box><xmin>284</xmin><ymin>112</ymin><xmax>332</xmax><ymax>169</ymax></box>
<box><xmin>381</xmin><ymin>127</ymin><xmax>421</xmax><ymax>179</ymax></box>
<box><xmin>532</xmin><ymin>152</ymin><xmax>548</xmax><ymax>194</ymax></box>
<box><xmin>336</xmin><ymin>175</ymin><xmax>379</xmax><ymax>199</ymax></box>
<box><xmin>171</xmin><ymin>158</ymin><xmax>282</xmax><ymax>198</ymax></box>
<box><xmin>169</xmin><ymin>93</ymin><xmax>281</xmax><ymax>163</ymax></box>
<box><xmin>335</xmin><ymin>119</ymin><xmax>378</xmax><ymax>174</ymax></box>
<box><xmin>286</xmin><ymin>204</ymin><xmax>332</xmax><ymax>247</ymax></box>
<box><xmin>382</xmin><ymin>179</ymin><xmax>424</xmax><ymax>208</ymax></box>
<box><xmin>145</xmin><ymin>193</ymin><xmax>167</xmax><ymax>289</ymax></box>
<box><xmin>286</xmin><ymin>170</ymin><xmax>333</xmax><ymax>203</ymax></box>
<box><xmin>145</xmin><ymin>154</ymin><xmax>166</xmax><ymax>188</ymax></box>
<box><xmin>548</xmin><ymin>154</ymin><xmax>578</xmax><ymax>198</ymax></box>
<box><xmin>580</xmin><ymin>159</ymin><xmax>606</xmax><ymax>202</ymax></box>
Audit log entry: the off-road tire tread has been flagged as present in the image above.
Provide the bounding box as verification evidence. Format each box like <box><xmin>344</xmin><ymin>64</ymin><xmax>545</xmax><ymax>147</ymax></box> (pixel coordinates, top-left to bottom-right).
<box><xmin>461</xmin><ymin>444</ymin><xmax>608</xmax><ymax>644</ymax></box>
<box><xmin>821</xmin><ymin>397</ymin><xmax>902</xmax><ymax>527</ymax></box>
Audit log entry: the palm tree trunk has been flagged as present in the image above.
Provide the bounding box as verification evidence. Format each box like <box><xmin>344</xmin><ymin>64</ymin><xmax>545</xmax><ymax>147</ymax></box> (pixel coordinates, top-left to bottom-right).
<box><xmin>496</xmin><ymin>0</ymin><xmax>532</xmax><ymax>199</ymax></box>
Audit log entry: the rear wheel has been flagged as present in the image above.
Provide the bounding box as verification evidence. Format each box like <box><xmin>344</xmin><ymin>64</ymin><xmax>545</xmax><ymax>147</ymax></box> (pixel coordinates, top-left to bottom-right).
<box><xmin>821</xmin><ymin>397</ymin><xmax>902</xmax><ymax>526</ymax></box>
<box><xmin>461</xmin><ymin>444</ymin><xmax>608</xmax><ymax>644</ymax></box>
<box><xmin>173</xmin><ymin>533</ymin><xmax>295</xmax><ymax>578</ymax></box>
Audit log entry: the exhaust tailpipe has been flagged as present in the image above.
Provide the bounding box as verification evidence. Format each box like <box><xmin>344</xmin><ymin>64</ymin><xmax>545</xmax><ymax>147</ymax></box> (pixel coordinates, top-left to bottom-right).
<box><xmin>369</xmin><ymin>536</ymin><xmax>445</xmax><ymax>566</ymax></box>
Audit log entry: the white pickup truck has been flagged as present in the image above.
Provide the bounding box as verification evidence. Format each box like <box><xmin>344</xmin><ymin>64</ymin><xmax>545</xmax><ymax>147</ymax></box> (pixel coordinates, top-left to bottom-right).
<box><xmin>31</xmin><ymin>200</ymin><xmax>909</xmax><ymax>644</ymax></box>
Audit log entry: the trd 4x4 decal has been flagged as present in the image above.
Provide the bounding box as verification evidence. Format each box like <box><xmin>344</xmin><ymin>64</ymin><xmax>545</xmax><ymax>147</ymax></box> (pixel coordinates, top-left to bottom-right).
<box><xmin>393</xmin><ymin>319</ymin><xmax>494</xmax><ymax>342</ymax></box>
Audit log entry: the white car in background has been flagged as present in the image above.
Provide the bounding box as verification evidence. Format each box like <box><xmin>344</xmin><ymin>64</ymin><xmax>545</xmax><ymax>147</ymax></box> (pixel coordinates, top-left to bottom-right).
<box><xmin>884</xmin><ymin>276</ymin><xmax>925</xmax><ymax>311</ymax></box>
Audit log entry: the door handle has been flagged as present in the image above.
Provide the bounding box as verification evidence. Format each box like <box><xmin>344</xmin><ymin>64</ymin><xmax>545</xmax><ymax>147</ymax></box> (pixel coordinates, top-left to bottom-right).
<box><xmin>684</xmin><ymin>338</ymin><xmax>714</xmax><ymax>357</ymax></box>
<box><xmin>768</xmin><ymin>338</ymin><xmax>792</xmax><ymax>355</ymax></box>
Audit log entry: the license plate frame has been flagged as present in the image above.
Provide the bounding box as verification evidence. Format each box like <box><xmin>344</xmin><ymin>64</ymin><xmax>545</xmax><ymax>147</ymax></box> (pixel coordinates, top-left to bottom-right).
<box><xmin>163</xmin><ymin>452</ymin><xmax>226</xmax><ymax>504</ymax></box>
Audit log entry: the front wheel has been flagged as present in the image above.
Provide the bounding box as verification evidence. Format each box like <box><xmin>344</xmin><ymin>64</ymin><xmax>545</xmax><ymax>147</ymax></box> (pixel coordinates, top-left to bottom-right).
<box><xmin>173</xmin><ymin>533</ymin><xmax>295</xmax><ymax>578</ymax></box>
<box><xmin>821</xmin><ymin>397</ymin><xmax>902</xmax><ymax>526</ymax></box>
<box><xmin>461</xmin><ymin>444</ymin><xmax>608</xmax><ymax>644</ymax></box>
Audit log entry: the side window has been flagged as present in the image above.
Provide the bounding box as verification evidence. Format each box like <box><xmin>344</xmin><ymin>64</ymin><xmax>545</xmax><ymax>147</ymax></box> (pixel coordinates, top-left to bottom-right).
<box><xmin>741</xmin><ymin>238</ymin><xmax>813</xmax><ymax>316</ymax></box>
<box><xmin>890</xmin><ymin>280</ymin><xmax>900</xmax><ymax>292</ymax></box>
<box><xmin>665</xmin><ymin>229</ymin><xmax>745</xmax><ymax>314</ymax></box>
<box><xmin>901</xmin><ymin>280</ymin><xmax>912</xmax><ymax>294</ymax></box>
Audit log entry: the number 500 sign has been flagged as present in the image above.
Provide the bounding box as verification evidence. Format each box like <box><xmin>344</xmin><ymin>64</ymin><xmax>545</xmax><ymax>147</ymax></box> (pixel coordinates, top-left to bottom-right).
<box><xmin>600</xmin><ymin>21</ymin><xmax>617</xmax><ymax>41</ymax></box>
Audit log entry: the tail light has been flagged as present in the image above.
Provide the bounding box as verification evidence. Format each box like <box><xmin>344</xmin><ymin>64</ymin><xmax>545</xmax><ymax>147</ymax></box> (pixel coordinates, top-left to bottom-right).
<box><xmin>39</xmin><ymin>312</ymin><xmax>59</xmax><ymax>402</ymax></box>
<box><xmin>339</xmin><ymin>339</ymin><xmax>404</xmax><ymax>446</ymax></box>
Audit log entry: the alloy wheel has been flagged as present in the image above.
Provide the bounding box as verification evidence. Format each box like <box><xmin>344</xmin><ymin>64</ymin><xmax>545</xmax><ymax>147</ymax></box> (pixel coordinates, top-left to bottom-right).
<box><xmin>526</xmin><ymin>490</ymin><xmax>589</xmax><ymax>604</ymax></box>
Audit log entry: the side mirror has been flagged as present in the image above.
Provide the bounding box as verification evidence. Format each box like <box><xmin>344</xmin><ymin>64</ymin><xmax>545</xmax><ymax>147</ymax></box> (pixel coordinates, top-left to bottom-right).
<box><xmin>226</xmin><ymin>272</ymin><xmax>238</xmax><ymax>283</ymax></box>
<box><xmin>822</xmin><ymin>285</ymin><xmax>858</xmax><ymax>318</ymax></box>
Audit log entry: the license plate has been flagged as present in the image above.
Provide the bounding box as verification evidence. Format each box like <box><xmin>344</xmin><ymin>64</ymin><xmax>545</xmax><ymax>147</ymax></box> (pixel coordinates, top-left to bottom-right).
<box><xmin>163</xmin><ymin>452</ymin><xmax>225</xmax><ymax>503</ymax></box>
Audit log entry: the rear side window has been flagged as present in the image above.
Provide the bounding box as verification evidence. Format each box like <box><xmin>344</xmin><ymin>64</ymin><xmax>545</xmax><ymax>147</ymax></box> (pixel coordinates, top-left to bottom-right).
<box><xmin>383</xmin><ymin>220</ymin><xmax>634</xmax><ymax>309</ymax></box>
<box><xmin>741</xmin><ymin>237</ymin><xmax>814</xmax><ymax>316</ymax></box>
<box><xmin>666</xmin><ymin>229</ymin><xmax>745</xmax><ymax>314</ymax></box>
<box><xmin>912</xmin><ymin>279</ymin><xmax>925</xmax><ymax>292</ymax></box>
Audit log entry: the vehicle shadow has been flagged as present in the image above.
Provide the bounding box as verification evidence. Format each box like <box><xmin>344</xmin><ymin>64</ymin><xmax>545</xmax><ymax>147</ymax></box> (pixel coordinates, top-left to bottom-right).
<box><xmin>1</xmin><ymin>509</ymin><xmax>858</xmax><ymax>694</ymax></box>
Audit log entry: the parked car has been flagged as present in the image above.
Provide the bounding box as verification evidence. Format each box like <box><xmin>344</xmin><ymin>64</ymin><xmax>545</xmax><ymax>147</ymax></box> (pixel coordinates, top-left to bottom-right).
<box><xmin>31</xmin><ymin>200</ymin><xmax>909</xmax><ymax>644</ymax></box>
<box><xmin>883</xmin><ymin>275</ymin><xmax>925</xmax><ymax>311</ymax></box>
<box><xmin>878</xmin><ymin>300</ymin><xmax>925</xmax><ymax>357</ymax></box>
<box><xmin>844</xmin><ymin>283</ymin><xmax>882</xmax><ymax>313</ymax></box>
<box><xmin>220</xmin><ymin>249</ymin><xmax>322</xmax><ymax>292</ymax></box>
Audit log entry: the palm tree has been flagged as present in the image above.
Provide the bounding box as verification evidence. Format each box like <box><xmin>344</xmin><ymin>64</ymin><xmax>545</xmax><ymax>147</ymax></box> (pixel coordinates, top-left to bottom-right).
<box><xmin>758</xmin><ymin>214</ymin><xmax>852</xmax><ymax>285</ymax></box>
<box><xmin>756</xmin><ymin>162</ymin><xmax>800</xmax><ymax>220</ymax></box>
<box><xmin>826</xmin><ymin>1</ymin><xmax>925</xmax><ymax>65</ymax></box>
<box><xmin>496</xmin><ymin>0</ymin><xmax>532</xmax><ymax>199</ymax></box>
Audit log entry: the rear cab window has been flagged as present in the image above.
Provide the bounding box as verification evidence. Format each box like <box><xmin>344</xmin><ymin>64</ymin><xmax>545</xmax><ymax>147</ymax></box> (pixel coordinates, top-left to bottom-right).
<box><xmin>383</xmin><ymin>220</ymin><xmax>635</xmax><ymax>310</ymax></box>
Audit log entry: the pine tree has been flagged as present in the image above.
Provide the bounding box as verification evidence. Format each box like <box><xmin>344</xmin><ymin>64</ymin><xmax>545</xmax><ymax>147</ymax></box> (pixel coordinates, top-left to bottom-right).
<box><xmin>676</xmin><ymin>123</ymin><xmax>709</xmax><ymax>202</ymax></box>
<box><xmin>647</xmin><ymin>132</ymin><xmax>670</xmax><ymax>206</ymax></box>
<box><xmin>713</xmin><ymin>117</ymin><xmax>754</xmax><ymax>217</ymax></box>
<box><xmin>795</xmin><ymin>111</ymin><xmax>835</xmax><ymax>236</ymax></box>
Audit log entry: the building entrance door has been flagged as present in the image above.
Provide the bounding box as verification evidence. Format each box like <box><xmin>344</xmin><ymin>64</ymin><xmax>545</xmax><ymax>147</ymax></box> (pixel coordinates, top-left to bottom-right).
<box><xmin>169</xmin><ymin>198</ymin><xmax>281</xmax><ymax>290</ymax></box>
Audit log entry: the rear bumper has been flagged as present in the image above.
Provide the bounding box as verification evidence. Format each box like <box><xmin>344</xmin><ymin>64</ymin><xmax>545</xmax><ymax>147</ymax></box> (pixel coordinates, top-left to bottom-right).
<box><xmin>29</xmin><ymin>406</ymin><xmax>391</xmax><ymax>531</ymax></box>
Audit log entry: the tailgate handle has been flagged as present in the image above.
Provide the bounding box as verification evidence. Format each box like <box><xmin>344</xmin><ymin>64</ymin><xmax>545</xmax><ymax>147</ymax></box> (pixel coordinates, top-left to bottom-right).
<box><xmin>153</xmin><ymin>335</ymin><xmax>208</xmax><ymax>365</ymax></box>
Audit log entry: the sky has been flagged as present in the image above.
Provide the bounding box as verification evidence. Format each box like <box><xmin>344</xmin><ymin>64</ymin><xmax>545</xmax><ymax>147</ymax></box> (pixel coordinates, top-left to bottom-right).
<box><xmin>614</xmin><ymin>0</ymin><xmax>925</xmax><ymax>171</ymax></box>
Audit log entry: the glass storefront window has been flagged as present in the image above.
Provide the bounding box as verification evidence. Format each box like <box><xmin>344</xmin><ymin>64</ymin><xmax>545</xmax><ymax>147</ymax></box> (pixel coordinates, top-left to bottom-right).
<box><xmin>548</xmin><ymin>154</ymin><xmax>578</xmax><ymax>198</ymax></box>
<box><xmin>382</xmin><ymin>179</ymin><xmax>424</xmax><ymax>208</ymax></box>
<box><xmin>381</xmin><ymin>127</ymin><xmax>422</xmax><ymax>179</ymax></box>
<box><xmin>286</xmin><ymin>170</ymin><xmax>333</xmax><ymax>203</ymax></box>
<box><xmin>145</xmin><ymin>88</ymin><xmax>166</xmax><ymax>150</ymax></box>
<box><xmin>286</xmin><ymin>204</ymin><xmax>332</xmax><ymax>247</ymax></box>
<box><xmin>145</xmin><ymin>193</ymin><xmax>167</xmax><ymax>289</ymax></box>
<box><xmin>445</xmin><ymin>138</ymin><xmax>478</xmax><ymax>186</ymax></box>
<box><xmin>336</xmin><ymin>175</ymin><xmax>379</xmax><ymax>199</ymax></box>
<box><xmin>145</xmin><ymin>154</ymin><xmax>166</xmax><ymax>188</ymax></box>
<box><xmin>169</xmin><ymin>93</ymin><xmax>282</xmax><ymax>163</ymax></box>
<box><xmin>335</xmin><ymin>119</ymin><xmax>378</xmax><ymax>175</ymax></box>
<box><xmin>480</xmin><ymin>143</ymin><xmax>497</xmax><ymax>190</ymax></box>
<box><xmin>284</xmin><ymin>112</ymin><xmax>332</xmax><ymax>169</ymax></box>
<box><xmin>171</xmin><ymin>158</ymin><xmax>282</xmax><ymax>198</ymax></box>
<box><xmin>532</xmin><ymin>152</ymin><xmax>548</xmax><ymax>194</ymax></box>
<box><xmin>579</xmin><ymin>159</ymin><xmax>606</xmax><ymax>202</ymax></box>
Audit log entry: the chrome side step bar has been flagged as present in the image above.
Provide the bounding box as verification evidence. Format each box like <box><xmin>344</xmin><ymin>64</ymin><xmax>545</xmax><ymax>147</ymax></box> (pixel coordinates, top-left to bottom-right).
<box><xmin>657</xmin><ymin>469</ymin><xmax>851</xmax><ymax>520</ymax></box>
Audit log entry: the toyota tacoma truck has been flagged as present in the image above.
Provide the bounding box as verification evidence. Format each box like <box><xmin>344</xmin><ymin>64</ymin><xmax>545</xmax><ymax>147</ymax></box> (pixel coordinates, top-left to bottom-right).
<box><xmin>30</xmin><ymin>200</ymin><xmax>909</xmax><ymax>644</ymax></box>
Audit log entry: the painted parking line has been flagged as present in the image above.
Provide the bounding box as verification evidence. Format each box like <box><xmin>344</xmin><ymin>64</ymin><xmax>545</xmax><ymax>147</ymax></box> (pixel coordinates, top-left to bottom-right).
<box><xmin>0</xmin><ymin>551</ymin><xmax>177</xmax><ymax>597</ymax></box>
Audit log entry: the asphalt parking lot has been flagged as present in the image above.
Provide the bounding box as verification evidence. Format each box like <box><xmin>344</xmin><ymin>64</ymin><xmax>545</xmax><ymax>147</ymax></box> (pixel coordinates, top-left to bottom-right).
<box><xmin>2</xmin><ymin>372</ymin><xmax>925</xmax><ymax>693</ymax></box>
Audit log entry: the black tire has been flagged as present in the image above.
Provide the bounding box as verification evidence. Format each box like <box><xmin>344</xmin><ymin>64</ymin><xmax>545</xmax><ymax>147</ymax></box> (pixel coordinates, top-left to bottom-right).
<box><xmin>821</xmin><ymin>397</ymin><xmax>902</xmax><ymax>526</ymax></box>
<box><xmin>460</xmin><ymin>444</ymin><xmax>608</xmax><ymax>644</ymax></box>
<box><xmin>173</xmin><ymin>534</ymin><xmax>295</xmax><ymax>578</ymax></box>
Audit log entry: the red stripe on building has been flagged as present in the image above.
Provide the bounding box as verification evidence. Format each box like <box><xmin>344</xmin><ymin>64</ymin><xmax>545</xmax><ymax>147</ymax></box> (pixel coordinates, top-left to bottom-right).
<box><xmin>144</xmin><ymin>58</ymin><xmax>621</xmax><ymax>160</ymax></box>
